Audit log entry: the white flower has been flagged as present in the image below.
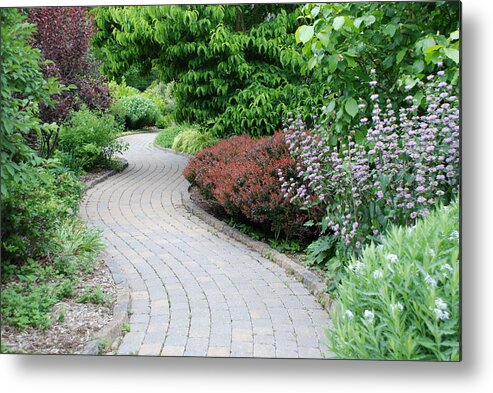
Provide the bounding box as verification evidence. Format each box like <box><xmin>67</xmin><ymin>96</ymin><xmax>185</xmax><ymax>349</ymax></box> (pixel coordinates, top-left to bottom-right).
<box><xmin>390</xmin><ymin>302</ymin><xmax>404</xmax><ymax>314</ymax></box>
<box><xmin>364</xmin><ymin>310</ymin><xmax>375</xmax><ymax>324</ymax></box>
<box><xmin>441</xmin><ymin>263</ymin><xmax>453</xmax><ymax>272</ymax></box>
<box><xmin>424</xmin><ymin>273</ymin><xmax>437</xmax><ymax>288</ymax></box>
<box><xmin>428</xmin><ymin>249</ymin><xmax>436</xmax><ymax>257</ymax></box>
<box><xmin>449</xmin><ymin>230</ymin><xmax>459</xmax><ymax>241</ymax></box>
<box><xmin>376</xmin><ymin>244</ymin><xmax>384</xmax><ymax>250</ymax></box>
<box><xmin>434</xmin><ymin>308</ymin><xmax>450</xmax><ymax>321</ymax></box>
<box><xmin>435</xmin><ymin>298</ymin><xmax>448</xmax><ymax>310</ymax></box>
<box><xmin>345</xmin><ymin>310</ymin><xmax>354</xmax><ymax>320</ymax></box>
<box><xmin>348</xmin><ymin>260</ymin><xmax>365</xmax><ymax>273</ymax></box>
<box><xmin>387</xmin><ymin>254</ymin><xmax>399</xmax><ymax>263</ymax></box>
<box><xmin>372</xmin><ymin>269</ymin><xmax>383</xmax><ymax>279</ymax></box>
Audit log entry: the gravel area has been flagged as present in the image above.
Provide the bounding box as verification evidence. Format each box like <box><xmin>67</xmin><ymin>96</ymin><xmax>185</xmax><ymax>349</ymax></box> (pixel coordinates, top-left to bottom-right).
<box><xmin>1</xmin><ymin>259</ymin><xmax>117</xmax><ymax>355</ymax></box>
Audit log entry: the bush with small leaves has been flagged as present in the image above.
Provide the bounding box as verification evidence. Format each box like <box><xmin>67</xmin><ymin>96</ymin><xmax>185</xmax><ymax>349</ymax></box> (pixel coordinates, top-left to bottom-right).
<box><xmin>112</xmin><ymin>95</ymin><xmax>160</xmax><ymax>130</ymax></box>
<box><xmin>184</xmin><ymin>133</ymin><xmax>319</xmax><ymax>240</ymax></box>
<box><xmin>1</xmin><ymin>162</ymin><xmax>84</xmax><ymax>265</ymax></box>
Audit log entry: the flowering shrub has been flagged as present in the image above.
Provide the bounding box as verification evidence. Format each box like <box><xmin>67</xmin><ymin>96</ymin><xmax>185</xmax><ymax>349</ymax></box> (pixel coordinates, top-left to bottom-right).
<box><xmin>281</xmin><ymin>68</ymin><xmax>459</xmax><ymax>269</ymax></box>
<box><xmin>112</xmin><ymin>95</ymin><xmax>160</xmax><ymax>130</ymax></box>
<box><xmin>328</xmin><ymin>199</ymin><xmax>459</xmax><ymax>360</ymax></box>
<box><xmin>184</xmin><ymin>133</ymin><xmax>318</xmax><ymax>240</ymax></box>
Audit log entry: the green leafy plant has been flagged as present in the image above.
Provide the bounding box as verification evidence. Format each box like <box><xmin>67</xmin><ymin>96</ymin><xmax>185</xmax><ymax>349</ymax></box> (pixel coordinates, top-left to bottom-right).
<box><xmin>295</xmin><ymin>2</ymin><xmax>459</xmax><ymax>137</ymax></box>
<box><xmin>112</xmin><ymin>94</ymin><xmax>160</xmax><ymax>130</ymax></box>
<box><xmin>142</xmin><ymin>80</ymin><xmax>176</xmax><ymax>115</ymax></box>
<box><xmin>269</xmin><ymin>238</ymin><xmax>303</xmax><ymax>254</ymax></box>
<box><xmin>154</xmin><ymin>125</ymin><xmax>187</xmax><ymax>149</ymax></box>
<box><xmin>57</xmin><ymin>107</ymin><xmax>127</xmax><ymax>172</ymax></box>
<box><xmin>171</xmin><ymin>127</ymin><xmax>218</xmax><ymax>155</ymax></box>
<box><xmin>156</xmin><ymin>113</ymin><xmax>176</xmax><ymax>129</ymax></box>
<box><xmin>107</xmin><ymin>76</ymin><xmax>140</xmax><ymax>100</ymax></box>
<box><xmin>329</xmin><ymin>199</ymin><xmax>459</xmax><ymax>360</ymax></box>
<box><xmin>98</xmin><ymin>338</ymin><xmax>111</xmax><ymax>354</ymax></box>
<box><xmin>77</xmin><ymin>286</ymin><xmax>113</xmax><ymax>305</ymax></box>
<box><xmin>91</xmin><ymin>5</ymin><xmax>324</xmax><ymax>137</ymax></box>
<box><xmin>1</xmin><ymin>162</ymin><xmax>84</xmax><ymax>264</ymax></box>
<box><xmin>0</xmin><ymin>9</ymin><xmax>63</xmax><ymax>197</ymax></box>
<box><xmin>122</xmin><ymin>322</ymin><xmax>131</xmax><ymax>334</ymax></box>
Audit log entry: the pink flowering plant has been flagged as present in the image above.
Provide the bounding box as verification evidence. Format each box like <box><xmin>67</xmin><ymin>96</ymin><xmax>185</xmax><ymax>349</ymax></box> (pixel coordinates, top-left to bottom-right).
<box><xmin>280</xmin><ymin>67</ymin><xmax>459</xmax><ymax>283</ymax></box>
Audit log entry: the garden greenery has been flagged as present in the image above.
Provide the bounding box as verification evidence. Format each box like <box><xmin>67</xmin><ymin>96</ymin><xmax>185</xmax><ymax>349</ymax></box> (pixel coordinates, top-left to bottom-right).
<box><xmin>91</xmin><ymin>5</ymin><xmax>324</xmax><ymax>137</ymax></box>
<box><xmin>1</xmin><ymin>9</ymin><xmax>107</xmax><ymax>335</ymax></box>
<box><xmin>295</xmin><ymin>2</ymin><xmax>459</xmax><ymax>139</ymax></box>
<box><xmin>329</xmin><ymin>199</ymin><xmax>459</xmax><ymax>360</ymax></box>
<box><xmin>0</xmin><ymin>9</ymin><xmax>62</xmax><ymax>197</ymax></box>
<box><xmin>281</xmin><ymin>68</ymin><xmax>459</xmax><ymax>286</ymax></box>
<box><xmin>112</xmin><ymin>94</ymin><xmax>160</xmax><ymax>129</ymax></box>
<box><xmin>171</xmin><ymin>127</ymin><xmax>218</xmax><ymax>155</ymax></box>
<box><xmin>58</xmin><ymin>107</ymin><xmax>127</xmax><ymax>172</ymax></box>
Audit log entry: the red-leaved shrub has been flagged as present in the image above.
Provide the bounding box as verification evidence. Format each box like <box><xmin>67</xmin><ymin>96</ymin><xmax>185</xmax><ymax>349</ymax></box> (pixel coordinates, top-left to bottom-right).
<box><xmin>184</xmin><ymin>132</ymin><xmax>321</xmax><ymax>240</ymax></box>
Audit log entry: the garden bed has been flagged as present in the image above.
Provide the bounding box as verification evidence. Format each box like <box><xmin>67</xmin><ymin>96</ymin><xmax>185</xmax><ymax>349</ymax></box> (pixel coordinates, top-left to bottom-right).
<box><xmin>1</xmin><ymin>259</ymin><xmax>116</xmax><ymax>354</ymax></box>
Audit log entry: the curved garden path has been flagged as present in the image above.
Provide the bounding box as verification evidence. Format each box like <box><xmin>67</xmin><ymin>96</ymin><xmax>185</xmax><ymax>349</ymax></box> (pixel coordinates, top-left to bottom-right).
<box><xmin>80</xmin><ymin>133</ymin><xmax>331</xmax><ymax>358</ymax></box>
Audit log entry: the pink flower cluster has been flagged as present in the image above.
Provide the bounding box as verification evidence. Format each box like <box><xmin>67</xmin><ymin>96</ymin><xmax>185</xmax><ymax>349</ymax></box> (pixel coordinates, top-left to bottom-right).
<box><xmin>280</xmin><ymin>69</ymin><xmax>460</xmax><ymax>252</ymax></box>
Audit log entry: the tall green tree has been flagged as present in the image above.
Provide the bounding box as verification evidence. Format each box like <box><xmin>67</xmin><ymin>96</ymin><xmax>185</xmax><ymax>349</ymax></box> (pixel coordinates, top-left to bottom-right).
<box><xmin>91</xmin><ymin>5</ymin><xmax>321</xmax><ymax>137</ymax></box>
<box><xmin>295</xmin><ymin>1</ymin><xmax>460</xmax><ymax>141</ymax></box>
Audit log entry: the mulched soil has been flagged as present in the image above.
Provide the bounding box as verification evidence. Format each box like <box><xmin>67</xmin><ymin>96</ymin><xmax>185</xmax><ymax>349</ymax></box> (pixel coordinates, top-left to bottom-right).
<box><xmin>1</xmin><ymin>169</ymin><xmax>121</xmax><ymax>355</ymax></box>
<box><xmin>1</xmin><ymin>259</ymin><xmax>116</xmax><ymax>355</ymax></box>
<box><xmin>79</xmin><ymin>168</ymin><xmax>112</xmax><ymax>184</ymax></box>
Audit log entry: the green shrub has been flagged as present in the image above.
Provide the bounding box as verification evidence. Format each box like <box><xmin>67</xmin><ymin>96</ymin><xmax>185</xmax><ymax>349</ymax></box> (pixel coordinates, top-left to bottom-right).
<box><xmin>1</xmin><ymin>162</ymin><xmax>84</xmax><ymax>265</ymax></box>
<box><xmin>156</xmin><ymin>113</ymin><xmax>176</xmax><ymax>129</ymax></box>
<box><xmin>58</xmin><ymin>108</ymin><xmax>126</xmax><ymax>172</ymax></box>
<box><xmin>112</xmin><ymin>94</ymin><xmax>160</xmax><ymax>130</ymax></box>
<box><xmin>142</xmin><ymin>80</ymin><xmax>176</xmax><ymax>115</ymax></box>
<box><xmin>154</xmin><ymin>125</ymin><xmax>185</xmax><ymax>149</ymax></box>
<box><xmin>107</xmin><ymin>76</ymin><xmax>140</xmax><ymax>100</ymax></box>
<box><xmin>171</xmin><ymin>127</ymin><xmax>218</xmax><ymax>155</ymax></box>
<box><xmin>329</xmin><ymin>199</ymin><xmax>460</xmax><ymax>360</ymax></box>
<box><xmin>1</xmin><ymin>219</ymin><xmax>103</xmax><ymax>330</ymax></box>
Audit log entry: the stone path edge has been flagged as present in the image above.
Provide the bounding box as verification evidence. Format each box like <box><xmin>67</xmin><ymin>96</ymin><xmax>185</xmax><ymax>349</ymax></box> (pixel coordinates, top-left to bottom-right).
<box><xmin>180</xmin><ymin>187</ymin><xmax>334</xmax><ymax>313</ymax></box>
<box><xmin>82</xmin><ymin>158</ymin><xmax>129</xmax><ymax>191</ymax></box>
<box><xmin>81</xmin><ymin>160</ymin><xmax>131</xmax><ymax>355</ymax></box>
<box><xmin>153</xmin><ymin>142</ymin><xmax>335</xmax><ymax>312</ymax></box>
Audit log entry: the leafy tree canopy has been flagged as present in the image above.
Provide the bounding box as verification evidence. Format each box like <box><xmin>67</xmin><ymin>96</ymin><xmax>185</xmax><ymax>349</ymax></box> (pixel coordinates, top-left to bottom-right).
<box><xmin>91</xmin><ymin>4</ymin><xmax>321</xmax><ymax>137</ymax></box>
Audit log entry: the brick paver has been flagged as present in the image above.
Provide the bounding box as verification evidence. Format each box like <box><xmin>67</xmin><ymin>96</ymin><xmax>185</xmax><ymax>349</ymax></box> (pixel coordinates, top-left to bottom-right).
<box><xmin>80</xmin><ymin>133</ymin><xmax>332</xmax><ymax>358</ymax></box>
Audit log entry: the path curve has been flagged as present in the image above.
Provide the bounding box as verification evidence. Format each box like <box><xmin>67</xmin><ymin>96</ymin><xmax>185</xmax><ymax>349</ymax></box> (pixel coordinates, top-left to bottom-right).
<box><xmin>80</xmin><ymin>133</ymin><xmax>331</xmax><ymax>358</ymax></box>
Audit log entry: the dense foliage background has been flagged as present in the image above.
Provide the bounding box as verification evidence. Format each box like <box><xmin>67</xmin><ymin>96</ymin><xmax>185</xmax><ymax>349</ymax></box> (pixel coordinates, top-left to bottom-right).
<box><xmin>1</xmin><ymin>2</ymin><xmax>460</xmax><ymax>360</ymax></box>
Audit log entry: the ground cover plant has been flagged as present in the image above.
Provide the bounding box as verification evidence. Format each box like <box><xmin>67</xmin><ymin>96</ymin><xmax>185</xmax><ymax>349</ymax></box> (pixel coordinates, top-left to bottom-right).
<box><xmin>328</xmin><ymin>199</ymin><xmax>459</xmax><ymax>360</ymax></box>
<box><xmin>0</xmin><ymin>9</ymin><xmax>110</xmax><ymax>344</ymax></box>
<box><xmin>155</xmin><ymin>125</ymin><xmax>186</xmax><ymax>149</ymax></box>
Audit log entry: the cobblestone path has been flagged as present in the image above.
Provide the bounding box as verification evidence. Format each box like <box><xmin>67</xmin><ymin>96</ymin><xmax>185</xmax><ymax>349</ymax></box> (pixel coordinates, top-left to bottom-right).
<box><xmin>80</xmin><ymin>133</ymin><xmax>331</xmax><ymax>358</ymax></box>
